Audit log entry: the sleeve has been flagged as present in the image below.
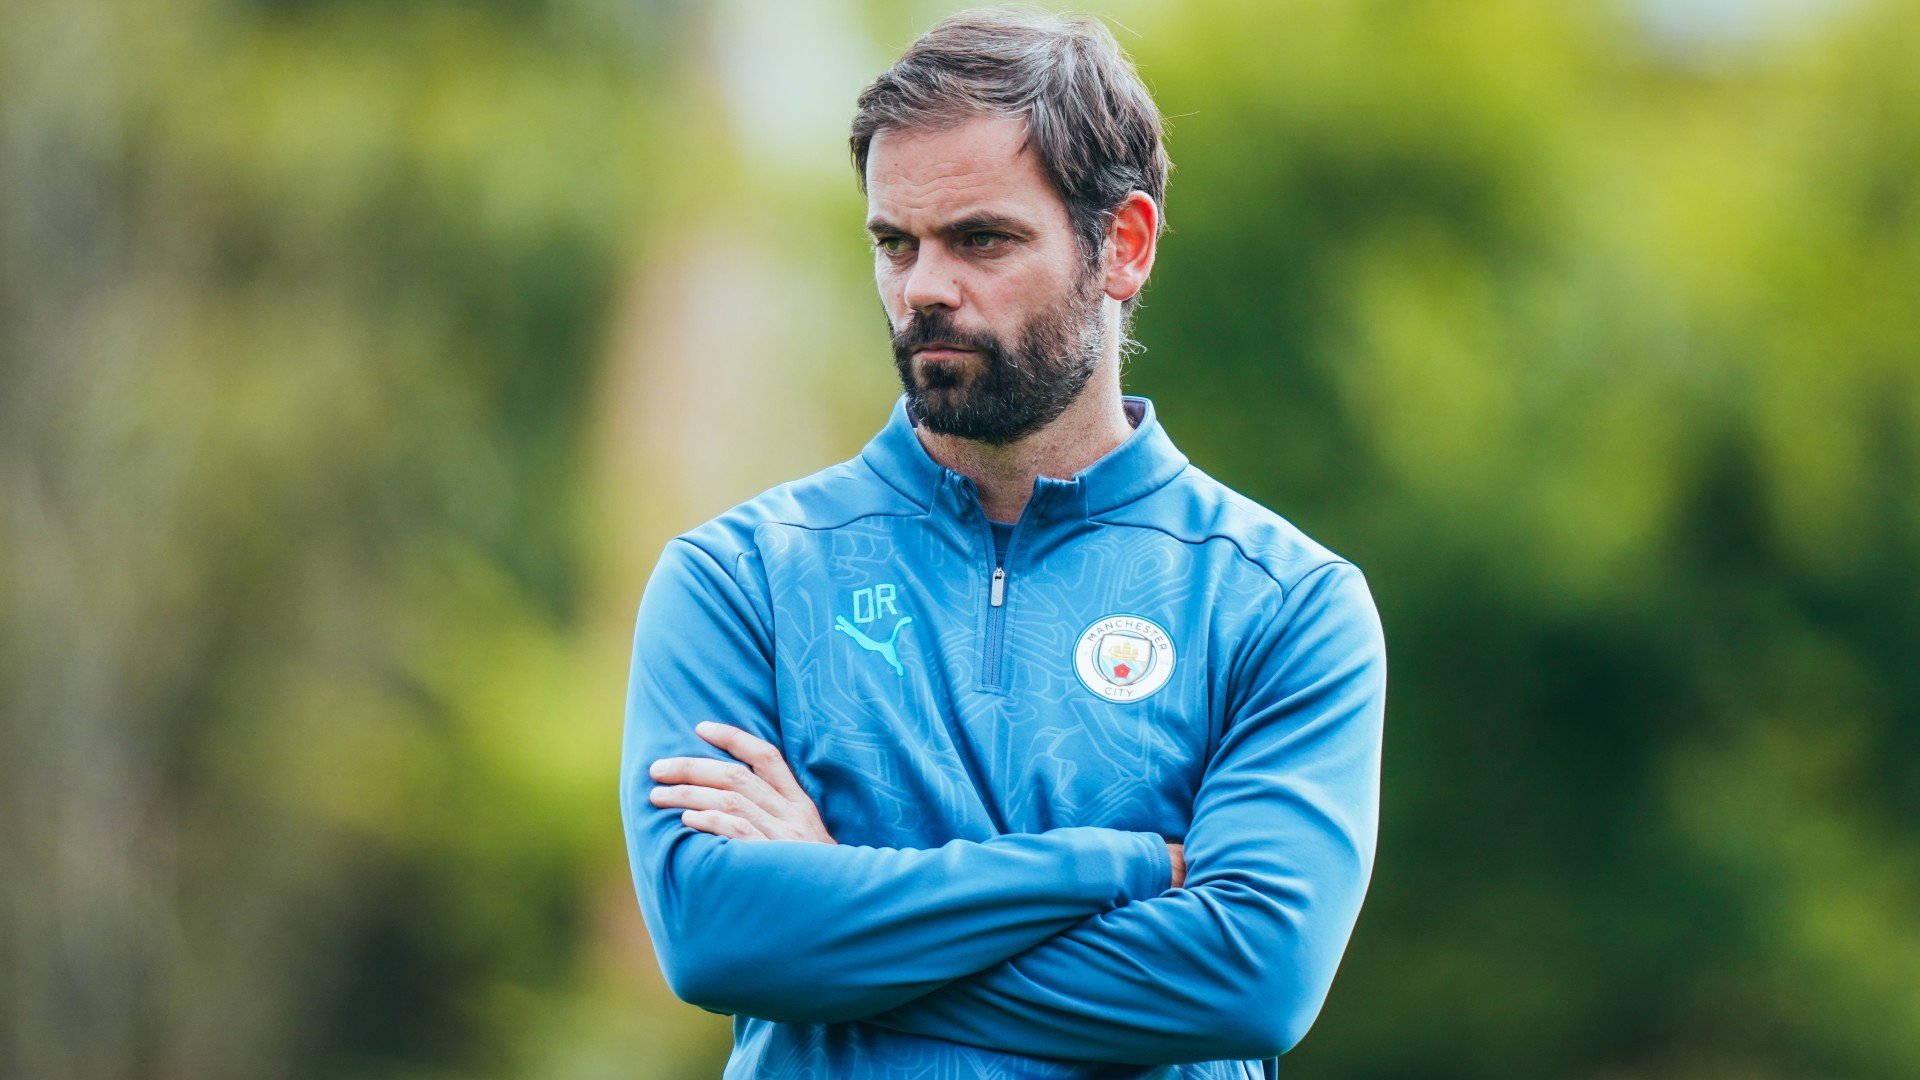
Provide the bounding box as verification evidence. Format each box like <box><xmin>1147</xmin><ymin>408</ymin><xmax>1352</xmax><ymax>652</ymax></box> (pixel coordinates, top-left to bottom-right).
<box><xmin>620</xmin><ymin>537</ymin><xmax>1174</xmax><ymax>1024</ymax></box>
<box><xmin>862</xmin><ymin>561</ymin><xmax>1387</xmax><ymax>1064</ymax></box>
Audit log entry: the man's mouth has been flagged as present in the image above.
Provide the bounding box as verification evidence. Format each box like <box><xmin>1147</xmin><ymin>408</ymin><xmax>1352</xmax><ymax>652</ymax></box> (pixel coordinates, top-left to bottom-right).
<box><xmin>914</xmin><ymin>343</ymin><xmax>977</xmax><ymax>361</ymax></box>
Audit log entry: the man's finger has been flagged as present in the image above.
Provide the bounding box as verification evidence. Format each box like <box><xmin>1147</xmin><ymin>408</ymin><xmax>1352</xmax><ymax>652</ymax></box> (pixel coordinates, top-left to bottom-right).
<box><xmin>694</xmin><ymin>722</ymin><xmax>812</xmax><ymax>804</ymax></box>
<box><xmin>681</xmin><ymin>809</ymin><xmax>765</xmax><ymax>841</ymax></box>
<box><xmin>651</xmin><ymin>783</ymin><xmax>781</xmax><ymax>835</ymax></box>
<box><xmin>649</xmin><ymin>755</ymin><xmax>787</xmax><ymax>815</ymax></box>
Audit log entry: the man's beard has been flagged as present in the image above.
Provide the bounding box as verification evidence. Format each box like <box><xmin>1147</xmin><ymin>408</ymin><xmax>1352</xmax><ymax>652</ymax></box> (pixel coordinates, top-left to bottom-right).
<box><xmin>889</xmin><ymin>266</ymin><xmax>1107</xmax><ymax>446</ymax></box>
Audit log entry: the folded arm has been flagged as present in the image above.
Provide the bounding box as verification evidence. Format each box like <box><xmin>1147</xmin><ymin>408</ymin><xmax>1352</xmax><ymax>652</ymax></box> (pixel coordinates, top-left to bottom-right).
<box><xmin>863</xmin><ymin>562</ymin><xmax>1387</xmax><ymax>1064</ymax></box>
<box><xmin>620</xmin><ymin>538</ymin><xmax>1172</xmax><ymax>1024</ymax></box>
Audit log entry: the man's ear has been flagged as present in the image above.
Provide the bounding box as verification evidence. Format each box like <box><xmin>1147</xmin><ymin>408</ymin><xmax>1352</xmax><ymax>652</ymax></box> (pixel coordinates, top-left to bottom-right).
<box><xmin>1102</xmin><ymin>191</ymin><xmax>1160</xmax><ymax>303</ymax></box>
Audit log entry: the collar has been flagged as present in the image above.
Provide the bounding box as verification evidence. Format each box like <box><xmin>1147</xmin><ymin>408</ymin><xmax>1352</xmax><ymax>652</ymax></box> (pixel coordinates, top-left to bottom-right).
<box><xmin>860</xmin><ymin>393</ymin><xmax>1189</xmax><ymax>522</ymax></box>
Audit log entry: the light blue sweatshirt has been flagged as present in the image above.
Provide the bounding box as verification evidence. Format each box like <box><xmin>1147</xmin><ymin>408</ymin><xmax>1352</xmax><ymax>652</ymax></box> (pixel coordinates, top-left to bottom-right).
<box><xmin>620</xmin><ymin>396</ymin><xmax>1386</xmax><ymax>1078</ymax></box>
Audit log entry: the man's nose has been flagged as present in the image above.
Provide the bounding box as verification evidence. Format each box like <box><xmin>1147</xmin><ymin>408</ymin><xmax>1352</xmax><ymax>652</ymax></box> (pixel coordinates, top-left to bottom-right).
<box><xmin>901</xmin><ymin>244</ymin><xmax>962</xmax><ymax>314</ymax></box>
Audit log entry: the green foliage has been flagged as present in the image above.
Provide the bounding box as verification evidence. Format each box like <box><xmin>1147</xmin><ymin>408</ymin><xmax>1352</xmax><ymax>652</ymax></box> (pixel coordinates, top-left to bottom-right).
<box><xmin>4</xmin><ymin>0</ymin><xmax>1916</xmax><ymax>1077</ymax></box>
<box><xmin>3</xmin><ymin>0</ymin><xmax>701</xmax><ymax>1075</ymax></box>
<box><xmin>1128</xmin><ymin>2</ymin><xmax>1920</xmax><ymax>1075</ymax></box>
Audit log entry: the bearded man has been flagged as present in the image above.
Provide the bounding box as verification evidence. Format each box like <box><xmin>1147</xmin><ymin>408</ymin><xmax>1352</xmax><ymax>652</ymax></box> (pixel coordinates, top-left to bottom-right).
<box><xmin>619</xmin><ymin>11</ymin><xmax>1387</xmax><ymax>1078</ymax></box>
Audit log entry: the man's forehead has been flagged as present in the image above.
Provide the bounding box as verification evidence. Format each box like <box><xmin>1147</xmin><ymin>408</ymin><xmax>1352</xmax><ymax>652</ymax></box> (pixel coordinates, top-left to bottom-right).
<box><xmin>868</xmin><ymin>114</ymin><xmax>1031</xmax><ymax>169</ymax></box>
<box><xmin>864</xmin><ymin>115</ymin><xmax>1062</xmax><ymax>227</ymax></box>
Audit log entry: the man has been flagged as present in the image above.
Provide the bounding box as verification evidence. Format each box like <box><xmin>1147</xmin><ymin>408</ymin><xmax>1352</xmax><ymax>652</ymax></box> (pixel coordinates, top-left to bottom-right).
<box><xmin>620</xmin><ymin>10</ymin><xmax>1386</xmax><ymax>1078</ymax></box>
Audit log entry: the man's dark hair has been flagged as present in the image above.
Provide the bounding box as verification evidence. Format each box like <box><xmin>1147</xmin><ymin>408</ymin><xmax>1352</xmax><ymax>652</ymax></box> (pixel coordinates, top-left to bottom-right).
<box><xmin>850</xmin><ymin>9</ymin><xmax>1169</xmax><ymax>291</ymax></box>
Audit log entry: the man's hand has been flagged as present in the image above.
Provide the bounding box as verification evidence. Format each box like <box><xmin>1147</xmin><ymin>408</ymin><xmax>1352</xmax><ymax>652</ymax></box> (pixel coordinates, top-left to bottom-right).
<box><xmin>650</xmin><ymin>722</ymin><xmax>836</xmax><ymax>843</ymax></box>
<box><xmin>1167</xmin><ymin>841</ymin><xmax>1186</xmax><ymax>890</ymax></box>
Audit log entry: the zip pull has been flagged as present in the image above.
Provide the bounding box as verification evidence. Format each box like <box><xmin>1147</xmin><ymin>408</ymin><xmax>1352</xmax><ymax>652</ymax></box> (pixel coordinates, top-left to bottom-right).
<box><xmin>990</xmin><ymin>566</ymin><xmax>1006</xmax><ymax>607</ymax></box>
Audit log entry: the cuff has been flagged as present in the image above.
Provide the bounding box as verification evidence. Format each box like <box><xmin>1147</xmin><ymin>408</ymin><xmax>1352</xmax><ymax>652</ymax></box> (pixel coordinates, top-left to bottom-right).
<box><xmin>1132</xmin><ymin>831</ymin><xmax>1173</xmax><ymax>899</ymax></box>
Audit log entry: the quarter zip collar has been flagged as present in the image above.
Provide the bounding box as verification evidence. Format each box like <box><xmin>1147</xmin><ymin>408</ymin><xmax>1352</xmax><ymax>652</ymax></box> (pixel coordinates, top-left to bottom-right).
<box><xmin>859</xmin><ymin>394</ymin><xmax>1190</xmax><ymax>525</ymax></box>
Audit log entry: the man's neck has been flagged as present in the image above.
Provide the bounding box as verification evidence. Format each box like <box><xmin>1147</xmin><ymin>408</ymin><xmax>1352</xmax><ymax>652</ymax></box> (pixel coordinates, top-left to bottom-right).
<box><xmin>915</xmin><ymin>373</ymin><xmax>1135</xmax><ymax>524</ymax></box>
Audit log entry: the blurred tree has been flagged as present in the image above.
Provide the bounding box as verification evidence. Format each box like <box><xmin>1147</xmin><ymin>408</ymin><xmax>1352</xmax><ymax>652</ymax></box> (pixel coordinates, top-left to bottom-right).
<box><xmin>2</xmin><ymin>0</ymin><xmax>724</xmax><ymax>1076</ymax></box>
<box><xmin>1128</xmin><ymin>1</ymin><xmax>1920</xmax><ymax>1075</ymax></box>
<box><xmin>4</xmin><ymin>0</ymin><xmax>1916</xmax><ymax>1077</ymax></box>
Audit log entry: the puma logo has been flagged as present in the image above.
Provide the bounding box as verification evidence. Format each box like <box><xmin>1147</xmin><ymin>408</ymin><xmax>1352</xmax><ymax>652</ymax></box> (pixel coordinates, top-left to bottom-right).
<box><xmin>834</xmin><ymin>615</ymin><xmax>914</xmax><ymax>677</ymax></box>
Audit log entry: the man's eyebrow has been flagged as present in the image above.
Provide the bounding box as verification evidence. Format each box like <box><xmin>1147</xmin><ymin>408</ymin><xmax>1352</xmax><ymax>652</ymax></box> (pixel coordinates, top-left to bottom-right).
<box><xmin>943</xmin><ymin>214</ymin><xmax>1029</xmax><ymax>236</ymax></box>
<box><xmin>864</xmin><ymin>214</ymin><xmax>1033</xmax><ymax>237</ymax></box>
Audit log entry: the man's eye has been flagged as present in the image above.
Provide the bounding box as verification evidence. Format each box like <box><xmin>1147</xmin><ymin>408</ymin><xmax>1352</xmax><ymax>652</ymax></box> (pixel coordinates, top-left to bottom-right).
<box><xmin>964</xmin><ymin>232</ymin><xmax>1008</xmax><ymax>250</ymax></box>
<box><xmin>874</xmin><ymin>236</ymin><xmax>911</xmax><ymax>255</ymax></box>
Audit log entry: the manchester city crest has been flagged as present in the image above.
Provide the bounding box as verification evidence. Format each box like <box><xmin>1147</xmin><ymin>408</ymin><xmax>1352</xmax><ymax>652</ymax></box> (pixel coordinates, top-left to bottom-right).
<box><xmin>1074</xmin><ymin>614</ymin><xmax>1176</xmax><ymax>702</ymax></box>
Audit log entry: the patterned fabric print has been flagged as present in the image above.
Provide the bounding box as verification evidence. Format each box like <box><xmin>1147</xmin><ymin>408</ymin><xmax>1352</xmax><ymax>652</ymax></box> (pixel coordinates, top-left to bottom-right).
<box><xmin>733</xmin><ymin>425</ymin><xmax>1276</xmax><ymax>1074</ymax></box>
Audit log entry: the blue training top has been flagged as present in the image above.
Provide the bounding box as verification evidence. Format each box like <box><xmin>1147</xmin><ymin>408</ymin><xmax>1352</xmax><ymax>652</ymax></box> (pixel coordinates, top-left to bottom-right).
<box><xmin>620</xmin><ymin>395</ymin><xmax>1387</xmax><ymax>1078</ymax></box>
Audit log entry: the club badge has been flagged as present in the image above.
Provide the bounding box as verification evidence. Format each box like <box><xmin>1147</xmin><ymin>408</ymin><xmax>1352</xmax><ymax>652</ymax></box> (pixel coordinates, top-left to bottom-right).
<box><xmin>1074</xmin><ymin>614</ymin><xmax>1176</xmax><ymax>702</ymax></box>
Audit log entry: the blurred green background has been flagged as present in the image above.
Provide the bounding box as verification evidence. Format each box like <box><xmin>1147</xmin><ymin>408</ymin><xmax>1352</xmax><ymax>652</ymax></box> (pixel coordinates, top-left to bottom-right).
<box><xmin>4</xmin><ymin>0</ymin><xmax>1917</xmax><ymax>1076</ymax></box>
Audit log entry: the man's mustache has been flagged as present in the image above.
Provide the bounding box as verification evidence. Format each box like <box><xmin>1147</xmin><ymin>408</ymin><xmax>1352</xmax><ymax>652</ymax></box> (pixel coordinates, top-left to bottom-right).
<box><xmin>892</xmin><ymin>311</ymin><xmax>1002</xmax><ymax>357</ymax></box>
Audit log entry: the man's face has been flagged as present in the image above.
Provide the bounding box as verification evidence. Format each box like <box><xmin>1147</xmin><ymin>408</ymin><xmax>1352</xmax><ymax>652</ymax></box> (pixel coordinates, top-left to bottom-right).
<box><xmin>865</xmin><ymin>115</ymin><xmax>1108</xmax><ymax>446</ymax></box>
